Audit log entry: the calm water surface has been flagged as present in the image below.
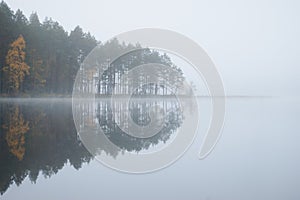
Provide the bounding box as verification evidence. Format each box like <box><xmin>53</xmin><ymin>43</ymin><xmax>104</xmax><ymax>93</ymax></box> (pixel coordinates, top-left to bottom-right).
<box><xmin>1</xmin><ymin>97</ymin><xmax>300</xmax><ymax>200</ymax></box>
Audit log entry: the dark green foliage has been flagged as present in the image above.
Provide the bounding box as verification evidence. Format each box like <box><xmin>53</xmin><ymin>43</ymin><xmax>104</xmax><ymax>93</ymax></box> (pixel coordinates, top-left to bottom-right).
<box><xmin>0</xmin><ymin>1</ymin><xmax>182</xmax><ymax>96</ymax></box>
<box><xmin>0</xmin><ymin>1</ymin><xmax>98</xmax><ymax>95</ymax></box>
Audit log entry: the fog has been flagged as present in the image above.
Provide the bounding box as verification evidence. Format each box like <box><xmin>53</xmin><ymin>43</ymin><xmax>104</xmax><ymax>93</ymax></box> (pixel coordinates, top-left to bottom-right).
<box><xmin>5</xmin><ymin>0</ymin><xmax>300</xmax><ymax>96</ymax></box>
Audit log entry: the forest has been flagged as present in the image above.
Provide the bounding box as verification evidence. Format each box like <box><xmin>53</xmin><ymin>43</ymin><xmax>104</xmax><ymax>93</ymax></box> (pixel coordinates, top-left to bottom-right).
<box><xmin>0</xmin><ymin>1</ymin><xmax>99</xmax><ymax>96</ymax></box>
<box><xmin>0</xmin><ymin>0</ymin><xmax>188</xmax><ymax>195</ymax></box>
<box><xmin>0</xmin><ymin>1</ymin><xmax>184</xmax><ymax>97</ymax></box>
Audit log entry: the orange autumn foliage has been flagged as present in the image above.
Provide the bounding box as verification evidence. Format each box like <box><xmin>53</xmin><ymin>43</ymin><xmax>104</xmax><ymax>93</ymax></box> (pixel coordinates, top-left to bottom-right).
<box><xmin>2</xmin><ymin>35</ymin><xmax>30</xmax><ymax>94</ymax></box>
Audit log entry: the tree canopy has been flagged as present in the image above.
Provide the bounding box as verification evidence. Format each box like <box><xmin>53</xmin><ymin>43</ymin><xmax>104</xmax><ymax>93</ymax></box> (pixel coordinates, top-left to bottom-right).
<box><xmin>0</xmin><ymin>1</ymin><xmax>183</xmax><ymax>97</ymax></box>
<box><xmin>0</xmin><ymin>1</ymin><xmax>98</xmax><ymax>96</ymax></box>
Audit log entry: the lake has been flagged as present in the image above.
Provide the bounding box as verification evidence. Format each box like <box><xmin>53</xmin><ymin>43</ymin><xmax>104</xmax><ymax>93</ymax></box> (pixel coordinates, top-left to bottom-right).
<box><xmin>0</xmin><ymin>97</ymin><xmax>299</xmax><ymax>200</ymax></box>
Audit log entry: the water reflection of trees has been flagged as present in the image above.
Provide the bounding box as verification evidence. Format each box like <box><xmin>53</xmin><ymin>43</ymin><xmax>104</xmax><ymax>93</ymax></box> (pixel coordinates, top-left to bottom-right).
<box><xmin>74</xmin><ymin>98</ymin><xmax>183</xmax><ymax>158</ymax></box>
<box><xmin>0</xmin><ymin>98</ymin><xmax>183</xmax><ymax>195</ymax></box>
<box><xmin>0</xmin><ymin>102</ymin><xmax>92</xmax><ymax>195</ymax></box>
<box><xmin>2</xmin><ymin>106</ymin><xmax>29</xmax><ymax>161</ymax></box>
<box><xmin>97</xmin><ymin>99</ymin><xmax>183</xmax><ymax>153</ymax></box>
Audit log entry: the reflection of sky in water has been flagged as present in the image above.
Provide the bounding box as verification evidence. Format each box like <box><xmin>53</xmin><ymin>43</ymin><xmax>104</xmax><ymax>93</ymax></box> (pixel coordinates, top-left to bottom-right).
<box><xmin>1</xmin><ymin>97</ymin><xmax>300</xmax><ymax>200</ymax></box>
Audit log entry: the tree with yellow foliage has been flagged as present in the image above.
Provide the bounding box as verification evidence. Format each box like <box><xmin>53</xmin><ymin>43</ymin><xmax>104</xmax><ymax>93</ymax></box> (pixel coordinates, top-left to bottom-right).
<box><xmin>2</xmin><ymin>35</ymin><xmax>30</xmax><ymax>94</ymax></box>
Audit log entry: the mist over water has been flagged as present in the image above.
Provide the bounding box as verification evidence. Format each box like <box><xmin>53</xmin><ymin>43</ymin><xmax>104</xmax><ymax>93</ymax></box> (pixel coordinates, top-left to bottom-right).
<box><xmin>0</xmin><ymin>97</ymin><xmax>299</xmax><ymax>199</ymax></box>
<box><xmin>0</xmin><ymin>0</ymin><xmax>299</xmax><ymax>199</ymax></box>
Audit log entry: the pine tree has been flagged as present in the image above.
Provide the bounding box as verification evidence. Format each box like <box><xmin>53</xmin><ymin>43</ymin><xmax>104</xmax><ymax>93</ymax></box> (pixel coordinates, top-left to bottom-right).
<box><xmin>2</xmin><ymin>35</ymin><xmax>30</xmax><ymax>94</ymax></box>
<box><xmin>27</xmin><ymin>48</ymin><xmax>46</xmax><ymax>92</ymax></box>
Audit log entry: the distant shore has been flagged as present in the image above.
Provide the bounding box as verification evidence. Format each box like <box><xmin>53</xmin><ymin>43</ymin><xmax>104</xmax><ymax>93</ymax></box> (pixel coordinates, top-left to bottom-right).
<box><xmin>0</xmin><ymin>94</ymin><xmax>274</xmax><ymax>99</ymax></box>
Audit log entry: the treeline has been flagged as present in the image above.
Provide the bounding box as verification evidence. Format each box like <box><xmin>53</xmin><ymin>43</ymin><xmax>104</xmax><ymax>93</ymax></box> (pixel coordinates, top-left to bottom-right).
<box><xmin>0</xmin><ymin>1</ymin><xmax>97</xmax><ymax>96</ymax></box>
<box><xmin>0</xmin><ymin>1</ymin><xmax>184</xmax><ymax>97</ymax></box>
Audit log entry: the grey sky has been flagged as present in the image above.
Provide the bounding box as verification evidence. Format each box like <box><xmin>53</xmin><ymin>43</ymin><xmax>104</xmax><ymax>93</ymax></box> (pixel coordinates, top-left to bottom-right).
<box><xmin>5</xmin><ymin>0</ymin><xmax>300</xmax><ymax>96</ymax></box>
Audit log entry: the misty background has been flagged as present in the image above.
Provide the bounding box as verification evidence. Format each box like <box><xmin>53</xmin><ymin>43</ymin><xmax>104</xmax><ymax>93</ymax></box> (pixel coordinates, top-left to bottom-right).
<box><xmin>5</xmin><ymin>0</ymin><xmax>300</xmax><ymax>96</ymax></box>
<box><xmin>1</xmin><ymin>1</ymin><xmax>300</xmax><ymax>200</ymax></box>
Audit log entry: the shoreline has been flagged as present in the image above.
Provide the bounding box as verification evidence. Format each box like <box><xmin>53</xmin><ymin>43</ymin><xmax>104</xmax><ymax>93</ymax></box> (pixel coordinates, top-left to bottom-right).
<box><xmin>0</xmin><ymin>95</ymin><xmax>276</xmax><ymax>99</ymax></box>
